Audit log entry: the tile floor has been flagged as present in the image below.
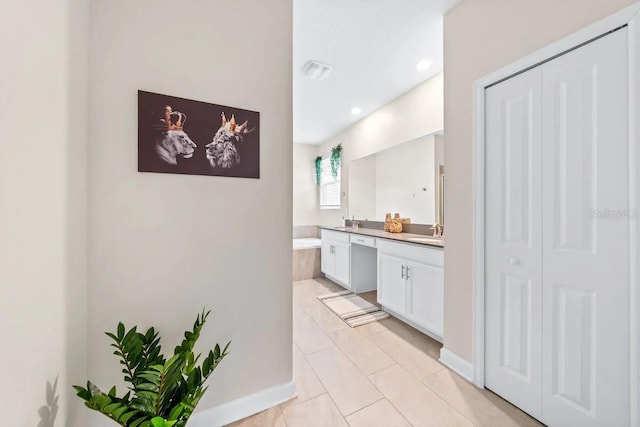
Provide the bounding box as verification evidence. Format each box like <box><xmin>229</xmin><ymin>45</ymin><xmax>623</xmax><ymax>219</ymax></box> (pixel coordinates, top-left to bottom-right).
<box><xmin>228</xmin><ymin>278</ymin><xmax>543</xmax><ymax>427</ymax></box>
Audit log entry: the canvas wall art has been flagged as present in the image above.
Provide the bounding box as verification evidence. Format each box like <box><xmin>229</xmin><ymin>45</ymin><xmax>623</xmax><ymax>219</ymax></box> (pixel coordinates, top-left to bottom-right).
<box><xmin>138</xmin><ymin>90</ymin><xmax>260</xmax><ymax>178</ymax></box>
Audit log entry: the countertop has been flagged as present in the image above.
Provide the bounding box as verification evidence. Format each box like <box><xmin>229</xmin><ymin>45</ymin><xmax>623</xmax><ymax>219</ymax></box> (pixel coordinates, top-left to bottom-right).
<box><xmin>319</xmin><ymin>226</ymin><xmax>444</xmax><ymax>248</ymax></box>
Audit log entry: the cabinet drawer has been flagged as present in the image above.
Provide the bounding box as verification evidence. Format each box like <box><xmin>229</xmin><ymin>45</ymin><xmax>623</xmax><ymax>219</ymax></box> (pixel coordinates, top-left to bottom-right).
<box><xmin>350</xmin><ymin>234</ymin><xmax>376</xmax><ymax>248</ymax></box>
<box><xmin>377</xmin><ymin>239</ymin><xmax>443</xmax><ymax>267</ymax></box>
<box><xmin>321</xmin><ymin>229</ymin><xmax>350</xmax><ymax>244</ymax></box>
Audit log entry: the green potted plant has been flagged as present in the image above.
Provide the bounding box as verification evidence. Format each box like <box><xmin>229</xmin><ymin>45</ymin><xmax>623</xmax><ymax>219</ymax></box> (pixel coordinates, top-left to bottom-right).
<box><xmin>315</xmin><ymin>155</ymin><xmax>322</xmax><ymax>185</ymax></box>
<box><xmin>330</xmin><ymin>144</ymin><xmax>342</xmax><ymax>179</ymax></box>
<box><xmin>73</xmin><ymin>310</ymin><xmax>229</xmax><ymax>427</ymax></box>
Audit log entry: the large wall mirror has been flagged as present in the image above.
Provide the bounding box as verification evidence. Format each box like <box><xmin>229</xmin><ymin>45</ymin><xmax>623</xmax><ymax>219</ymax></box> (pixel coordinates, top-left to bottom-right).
<box><xmin>348</xmin><ymin>132</ymin><xmax>444</xmax><ymax>225</ymax></box>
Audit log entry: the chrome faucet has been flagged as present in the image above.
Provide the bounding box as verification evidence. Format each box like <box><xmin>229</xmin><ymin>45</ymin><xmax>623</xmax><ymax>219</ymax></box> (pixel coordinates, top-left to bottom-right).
<box><xmin>431</xmin><ymin>223</ymin><xmax>443</xmax><ymax>238</ymax></box>
<box><xmin>351</xmin><ymin>215</ymin><xmax>360</xmax><ymax>230</ymax></box>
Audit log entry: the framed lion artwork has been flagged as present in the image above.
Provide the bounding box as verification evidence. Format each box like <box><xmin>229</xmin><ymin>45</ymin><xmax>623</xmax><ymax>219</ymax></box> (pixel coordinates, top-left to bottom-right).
<box><xmin>138</xmin><ymin>90</ymin><xmax>260</xmax><ymax>178</ymax></box>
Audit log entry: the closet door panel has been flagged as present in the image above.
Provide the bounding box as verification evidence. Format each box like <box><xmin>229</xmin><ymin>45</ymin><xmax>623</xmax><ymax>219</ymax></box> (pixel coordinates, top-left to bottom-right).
<box><xmin>541</xmin><ymin>28</ymin><xmax>629</xmax><ymax>427</ymax></box>
<box><xmin>485</xmin><ymin>66</ymin><xmax>543</xmax><ymax>420</ymax></box>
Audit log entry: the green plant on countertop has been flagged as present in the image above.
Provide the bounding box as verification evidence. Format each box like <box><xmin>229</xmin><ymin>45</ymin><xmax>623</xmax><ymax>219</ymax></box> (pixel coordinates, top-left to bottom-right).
<box><xmin>73</xmin><ymin>309</ymin><xmax>230</xmax><ymax>427</ymax></box>
<box><xmin>315</xmin><ymin>155</ymin><xmax>322</xmax><ymax>185</ymax></box>
<box><xmin>330</xmin><ymin>143</ymin><xmax>342</xmax><ymax>179</ymax></box>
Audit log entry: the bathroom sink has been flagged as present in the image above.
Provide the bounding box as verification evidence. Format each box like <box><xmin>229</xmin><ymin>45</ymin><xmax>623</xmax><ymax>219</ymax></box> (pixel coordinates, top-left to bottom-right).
<box><xmin>405</xmin><ymin>236</ymin><xmax>444</xmax><ymax>245</ymax></box>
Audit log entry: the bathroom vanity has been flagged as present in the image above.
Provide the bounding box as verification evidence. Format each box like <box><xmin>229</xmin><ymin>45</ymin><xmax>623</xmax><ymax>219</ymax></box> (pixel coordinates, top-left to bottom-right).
<box><xmin>320</xmin><ymin>226</ymin><xmax>444</xmax><ymax>342</ymax></box>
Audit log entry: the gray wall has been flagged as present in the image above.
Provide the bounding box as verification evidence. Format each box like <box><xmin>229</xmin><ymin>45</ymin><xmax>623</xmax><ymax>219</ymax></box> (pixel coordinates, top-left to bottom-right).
<box><xmin>88</xmin><ymin>0</ymin><xmax>293</xmax><ymax>423</ymax></box>
<box><xmin>443</xmin><ymin>0</ymin><xmax>636</xmax><ymax>362</ymax></box>
<box><xmin>0</xmin><ymin>0</ymin><xmax>89</xmax><ymax>425</ymax></box>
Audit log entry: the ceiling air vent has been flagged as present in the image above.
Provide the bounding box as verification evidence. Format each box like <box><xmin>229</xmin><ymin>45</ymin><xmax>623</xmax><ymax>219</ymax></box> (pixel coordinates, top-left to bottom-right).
<box><xmin>302</xmin><ymin>60</ymin><xmax>332</xmax><ymax>80</ymax></box>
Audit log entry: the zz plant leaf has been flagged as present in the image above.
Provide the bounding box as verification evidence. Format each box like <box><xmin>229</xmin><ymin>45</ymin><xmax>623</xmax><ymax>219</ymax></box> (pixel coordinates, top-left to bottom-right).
<box><xmin>74</xmin><ymin>309</ymin><xmax>230</xmax><ymax>427</ymax></box>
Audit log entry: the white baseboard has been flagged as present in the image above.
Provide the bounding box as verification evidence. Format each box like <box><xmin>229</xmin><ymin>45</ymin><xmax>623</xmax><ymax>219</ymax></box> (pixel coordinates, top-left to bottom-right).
<box><xmin>439</xmin><ymin>348</ymin><xmax>474</xmax><ymax>383</ymax></box>
<box><xmin>189</xmin><ymin>381</ymin><xmax>296</xmax><ymax>427</ymax></box>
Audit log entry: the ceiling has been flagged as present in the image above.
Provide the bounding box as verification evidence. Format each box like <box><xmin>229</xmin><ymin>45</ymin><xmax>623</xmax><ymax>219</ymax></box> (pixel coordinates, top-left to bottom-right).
<box><xmin>293</xmin><ymin>0</ymin><xmax>459</xmax><ymax>145</ymax></box>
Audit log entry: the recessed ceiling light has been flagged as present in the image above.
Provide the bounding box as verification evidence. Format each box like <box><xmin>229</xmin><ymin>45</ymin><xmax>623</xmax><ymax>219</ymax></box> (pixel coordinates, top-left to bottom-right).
<box><xmin>416</xmin><ymin>59</ymin><xmax>433</xmax><ymax>72</ymax></box>
<box><xmin>351</xmin><ymin>107</ymin><xmax>362</xmax><ymax>115</ymax></box>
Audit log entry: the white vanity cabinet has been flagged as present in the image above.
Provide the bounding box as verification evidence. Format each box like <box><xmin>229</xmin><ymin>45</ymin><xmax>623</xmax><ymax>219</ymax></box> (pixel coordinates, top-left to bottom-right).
<box><xmin>320</xmin><ymin>229</ymin><xmax>350</xmax><ymax>288</ymax></box>
<box><xmin>377</xmin><ymin>252</ymin><xmax>406</xmax><ymax>314</ymax></box>
<box><xmin>405</xmin><ymin>259</ymin><xmax>443</xmax><ymax>337</ymax></box>
<box><xmin>377</xmin><ymin>239</ymin><xmax>444</xmax><ymax>340</ymax></box>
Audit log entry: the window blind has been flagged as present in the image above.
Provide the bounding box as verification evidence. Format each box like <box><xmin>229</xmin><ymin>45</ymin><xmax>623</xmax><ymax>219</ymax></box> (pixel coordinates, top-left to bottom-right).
<box><xmin>319</xmin><ymin>157</ymin><xmax>340</xmax><ymax>209</ymax></box>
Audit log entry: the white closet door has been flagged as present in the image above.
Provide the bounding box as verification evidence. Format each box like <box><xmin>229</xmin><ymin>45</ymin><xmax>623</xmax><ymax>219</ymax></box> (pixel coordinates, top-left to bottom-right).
<box><xmin>541</xmin><ymin>28</ymin><xmax>629</xmax><ymax>426</ymax></box>
<box><xmin>485</xmin><ymin>66</ymin><xmax>543</xmax><ymax>420</ymax></box>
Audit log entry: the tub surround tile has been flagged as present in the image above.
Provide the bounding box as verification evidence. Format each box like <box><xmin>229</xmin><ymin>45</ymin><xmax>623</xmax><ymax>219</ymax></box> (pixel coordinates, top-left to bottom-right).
<box><xmin>293</xmin><ymin>247</ymin><xmax>322</xmax><ymax>281</ymax></box>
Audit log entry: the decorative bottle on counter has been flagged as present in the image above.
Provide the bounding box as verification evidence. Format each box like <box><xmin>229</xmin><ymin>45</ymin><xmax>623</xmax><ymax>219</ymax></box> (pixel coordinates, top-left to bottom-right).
<box><xmin>384</xmin><ymin>213</ymin><xmax>392</xmax><ymax>232</ymax></box>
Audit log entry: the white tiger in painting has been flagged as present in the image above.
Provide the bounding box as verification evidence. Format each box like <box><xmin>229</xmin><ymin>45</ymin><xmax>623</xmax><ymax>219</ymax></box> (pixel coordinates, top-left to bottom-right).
<box><xmin>206</xmin><ymin>112</ymin><xmax>254</xmax><ymax>169</ymax></box>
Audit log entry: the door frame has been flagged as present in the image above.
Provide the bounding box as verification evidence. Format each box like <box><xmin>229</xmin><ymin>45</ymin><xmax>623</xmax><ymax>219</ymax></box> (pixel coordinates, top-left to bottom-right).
<box><xmin>471</xmin><ymin>3</ymin><xmax>640</xmax><ymax>425</ymax></box>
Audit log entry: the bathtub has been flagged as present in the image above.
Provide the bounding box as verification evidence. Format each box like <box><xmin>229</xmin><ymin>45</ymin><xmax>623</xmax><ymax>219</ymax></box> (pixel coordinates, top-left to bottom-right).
<box><xmin>293</xmin><ymin>238</ymin><xmax>322</xmax><ymax>250</ymax></box>
<box><xmin>293</xmin><ymin>238</ymin><xmax>322</xmax><ymax>281</ymax></box>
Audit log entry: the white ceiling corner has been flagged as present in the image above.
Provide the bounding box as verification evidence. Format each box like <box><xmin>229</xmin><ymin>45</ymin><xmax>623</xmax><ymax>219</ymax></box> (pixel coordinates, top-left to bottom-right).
<box><xmin>293</xmin><ymin>0</ymin><xmax>459</xmax><ymax>145</ymax></box>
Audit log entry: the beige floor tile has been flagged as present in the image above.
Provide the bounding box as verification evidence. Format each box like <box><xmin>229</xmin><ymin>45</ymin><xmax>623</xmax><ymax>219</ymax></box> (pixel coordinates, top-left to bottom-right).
<box><xmin>358</xmin><ymin>290</ymin><xmax>380</xmax><ymax>307</ymax></box>
<box><xmin>312</xmin><ymin>277</ymin><xmax>345</xmax><ymax>294</ymax></box>
<box><xmin>355</xmin><ymin>316</ymin><xmax>393</xmax><ymax>336</ymax></box>
<box><xmin>282</xmin><ymin>393</ymin><xmax>349</xmax><ymax>427</ymax></box>
<box><xmin>293</xmin><ymin>303</ymin><xmax>335</xmax><ymax>355</ymax></box>
<box><xmin>327</xmin><ymin>327</ymin><xmax>395</xmax><ymax>375</ymax></box>
<box><xmin>293</xmin><ymin>280</ymin><xmax>323</xmax><ymax>307</ymax></box>
<box><xmin>301</xmin><ymin>298</ymin><xmax>350</xmax><ymax>333</ymax></box>
<box><xmin>293</xmin><ymin>278</ymin><xmax>343</xmax><ymax>307</ymax></box>
<box><xmin>289</xmin><ymin>343</ymin><xmax>325</xmax><ymax>405</ymax></box>
<box><xmin>345</xmin><ymin>399</ymin><xmax>411</xmax><ymax>427</ymax></box>
<box><xmin>306</xmin><ymin>346</ymin><xmax>383</xmax><ymax>416</ymax></box>
<box><xmin>369</xmin><ymin>365</ymin><xmax>474</xmax><ymax>427</ymax></box>
<box><xmin>423</xmin><ymin>369</ymin><xmax>544</xmax><ymax>427</ymax></box>
<box><xmin>375</xmin><ymin>314</ymin><xmax>443</xmax><ymax>359</ymax></box>
<box><xmin>369</xmin><ymin>329</ymin><xmax>445</xmax><ymax>379</ymax></box>
<box><xmin>226</xmin><ymin>405</ymin><xmax>285</xmax><ymax>427</ymax></box>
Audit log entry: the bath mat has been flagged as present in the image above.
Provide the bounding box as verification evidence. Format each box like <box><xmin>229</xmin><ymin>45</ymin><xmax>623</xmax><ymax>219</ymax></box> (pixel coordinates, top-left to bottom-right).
<box><xmin>317</xmin><ymin>291</ymin><xmax>389</xmax><ymax>327</ymax></box>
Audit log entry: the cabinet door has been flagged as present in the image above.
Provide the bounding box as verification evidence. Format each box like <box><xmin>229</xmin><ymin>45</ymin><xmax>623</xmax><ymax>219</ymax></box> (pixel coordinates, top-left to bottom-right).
<box><xmin>321</xmin><ymin>241</ymin><xmax>334</xmax><ymax>276</ymax></box>
<box><xmin>406</xmin><ymin>260</ymin><xmax>443</xmax><ymax>337</ymax></box>
<box><xmin>541</xmin><ymin>28</ymin><xmax>629</xmax><ymax>426</ymax></box>
<box><xmin>377</xmin><ymin>252</ymin><xmax>406</xmax><ymax>314</ymax></box>
<box><xmin>333</xmin><ymin>242</ymin><xmax>351</xmax><ymax>289</ymax></box>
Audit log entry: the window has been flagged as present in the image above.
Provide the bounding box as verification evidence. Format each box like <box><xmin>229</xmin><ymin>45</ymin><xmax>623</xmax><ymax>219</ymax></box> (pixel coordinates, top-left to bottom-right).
<box><xmin>319</xmin><ymin>156</ymin><xmax>340</xmax><ymax>209</ymax></box>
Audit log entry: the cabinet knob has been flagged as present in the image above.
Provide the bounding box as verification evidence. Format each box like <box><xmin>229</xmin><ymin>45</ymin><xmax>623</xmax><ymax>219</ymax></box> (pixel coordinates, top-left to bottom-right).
<box><xmin>509</xmin><ymin>257</ymin><xmax>520</xmax><ymax>266</ymax></box>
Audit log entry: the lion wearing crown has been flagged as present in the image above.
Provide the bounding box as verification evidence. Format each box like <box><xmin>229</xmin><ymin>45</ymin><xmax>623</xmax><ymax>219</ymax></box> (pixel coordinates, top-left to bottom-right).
<box><xmin>206</xmin><ymin>113</ymin><xmax>254</xmax><ymax>169</ymax></box>
<box><xmin>155</xmin><ymin>106</ymin><xmax>197</xmax><ymax>165</ymax></box>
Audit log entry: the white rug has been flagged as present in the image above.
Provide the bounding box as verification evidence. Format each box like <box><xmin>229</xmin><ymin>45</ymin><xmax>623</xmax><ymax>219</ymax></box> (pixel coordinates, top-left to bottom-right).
<box><xmin>317</xmin><ymin>291</ymin><xmax>389</xmax><ymax>327</ymax></box>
